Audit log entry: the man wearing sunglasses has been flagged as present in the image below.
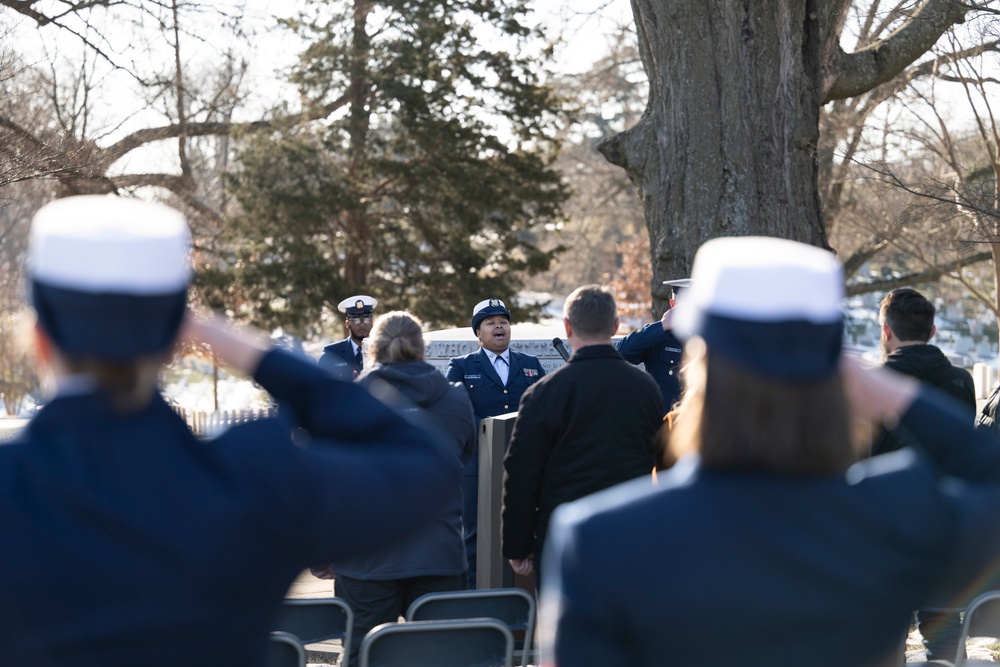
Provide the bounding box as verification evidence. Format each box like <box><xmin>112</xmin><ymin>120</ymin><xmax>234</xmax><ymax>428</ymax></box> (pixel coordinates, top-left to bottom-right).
<box><xmin>319</xmin><ymin>295</ymin><xmax>378</xmax><ymax>381</ymax></box>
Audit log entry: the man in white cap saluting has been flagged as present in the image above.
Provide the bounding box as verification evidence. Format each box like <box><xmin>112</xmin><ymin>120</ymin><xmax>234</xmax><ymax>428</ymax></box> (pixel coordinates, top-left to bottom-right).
<box><xmin>446</xmin><ymin>297</ymin><xmax>545</xmax><ymax>587</ymax></box>
<box><xmin>615</xmin><ymin>278</ymin><xmax>688</xmax><ymax>410</ymax></box>
<box><xmin>540</xmin><ymin>236</ymin><xmax>1000</xmax><ymax>667</ymax></box>
<box><xmin>0</xmin><ymin>195</ymin><xmax>460</xmax><ymax>667</ymax></box>
<box><xmin>319</xmin><ymin>294</ymin><xmax>378</xmax><ymax>380</ymax></box>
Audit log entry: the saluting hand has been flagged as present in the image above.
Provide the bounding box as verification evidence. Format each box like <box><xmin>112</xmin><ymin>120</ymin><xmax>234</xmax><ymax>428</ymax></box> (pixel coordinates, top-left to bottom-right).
<box><xmin>660</xmin><ymin>307</ymin><xmax>676</xmax><ymax>332</ymax></box>
<box><xmin>180</xmin><ymin>309</ymin><xmax>270</xmax><ymax>377</ymax></box>
<box><xmin>840</xmin><ymin>353</ymin><xmax>919</xmax><ymax>426</ymax></box>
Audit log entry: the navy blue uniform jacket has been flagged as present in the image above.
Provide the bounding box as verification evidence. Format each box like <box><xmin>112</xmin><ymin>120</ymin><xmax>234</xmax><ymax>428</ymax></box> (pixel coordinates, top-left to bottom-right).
<box><xmin>446</xmin><ymin>348</ymin><xmax>545</xmax><ymax>420</ymax></box>
<box><xmin>445</xmin><ymin>347</ymin><xmax>544</xmax><ymax>586</ymax></box>
<box><xmin>446</xmin><ymin>348</ymin><xmax>545</xmax><ymax>472</ymax></box>
<box><xmin>542</xmin><ymin>389</ymin><xmax>1000</xmax><ymax>667</ymax></box>
<box><xmin>615</xmin><ymin>322</ymin><xmax>683</xmax><ymax>409</ymax></box>
<box><xmin>0</xmin><ymin>350</ymin><xmax>460</xmax><ymax>667</ymax></box>
<box><xmin>318</xmin><ymin>337</ymin><xmax>361</xmax><ymax>381</ymax></box>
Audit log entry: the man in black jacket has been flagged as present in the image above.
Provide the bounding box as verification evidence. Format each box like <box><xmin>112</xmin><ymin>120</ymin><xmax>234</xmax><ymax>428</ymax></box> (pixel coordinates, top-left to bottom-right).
<box><xmin>871</xmin><ymin>287</ymin><xmax>976</xmax><ymax>662</ymax></box>
<box><xmin>501</xmin><ymin>285</ymin><xmax>664</xmax><ymax>587</ymax></box>
<box><xmin>873</xmin><ymin>287</ymin><xmax>975</xmax><ymax>457</ymax></box>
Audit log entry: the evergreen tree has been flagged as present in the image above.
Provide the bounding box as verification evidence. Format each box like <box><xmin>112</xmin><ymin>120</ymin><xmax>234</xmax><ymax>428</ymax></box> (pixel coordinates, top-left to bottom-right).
<box><xmin>216</xmin><ymin>0</ymin><xmax>569</xmax><ymax>335</ymax></box>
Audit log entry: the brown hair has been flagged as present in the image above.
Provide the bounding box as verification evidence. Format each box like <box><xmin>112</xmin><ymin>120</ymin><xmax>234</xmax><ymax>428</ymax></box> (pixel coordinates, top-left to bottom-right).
<box><xmin>564</xmin><ymin>285</ymin><xmax>617</xmax><ymax>339</ymax></box>
<box><xmin>367</xmin><ymin>311</ymin><xmax>425</xmax><ymax>365</ymax></box>
<box><xmin>667</xmin><ymin>337</ymin><xmax>854</xmax><ymax>474</ymax></box>
<box><xmin>61</xmin><ymin>355</ymin><xmax>162</xmax><ymax>414</ymax></box>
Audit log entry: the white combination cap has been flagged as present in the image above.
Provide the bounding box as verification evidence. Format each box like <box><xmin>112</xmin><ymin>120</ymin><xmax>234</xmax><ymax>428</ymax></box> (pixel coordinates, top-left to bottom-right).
<box><xmin>338</xmin><ymin>295</ymin><xmax>378</xmax><ymax>315</ymax></box>
<box><xmin>471</xmin><ymin>298</ymin><xmax>510</xmax><ymax>333</ymax></box>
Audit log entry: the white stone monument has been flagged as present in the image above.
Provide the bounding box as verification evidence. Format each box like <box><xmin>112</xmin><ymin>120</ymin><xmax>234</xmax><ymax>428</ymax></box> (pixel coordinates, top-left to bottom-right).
<box><xmin>423</xmin><ymin>321</ymin><xmax>579</xmax><ymax>375</ymax></box>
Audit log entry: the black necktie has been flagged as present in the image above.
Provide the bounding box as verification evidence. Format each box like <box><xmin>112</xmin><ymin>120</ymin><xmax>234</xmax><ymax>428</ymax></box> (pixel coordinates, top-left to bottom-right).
<box><xmin>355</xmin><ymin>347</ymin><xmax>363</xmax><ymax>368</ymax></box>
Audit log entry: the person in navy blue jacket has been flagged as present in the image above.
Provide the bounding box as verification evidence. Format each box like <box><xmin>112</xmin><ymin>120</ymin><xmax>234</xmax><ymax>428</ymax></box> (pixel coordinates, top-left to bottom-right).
<box><xmin>445</xmin><ymin>298</ymin><xmax>545</xmax><ymax>587</ymax></box>
<box><xmin>0</xmin><ymin>196</ymin><xmax>459</xmax><ymax>667</ymax></box>
<box><xmin>333</xmin><ymin>311</ymin><xmax>476</xmax><ymax>667</ymax></box>
<box><xmin>614</xmin><ymin>279</ymin><xmax>687</xmax><ymax>410</ymax></box>
<box><xmin>318</xmin><ymin>295</ymin><xmax>378</xmax><ymax>380</ymax></box>
<box><xmin>540</xmin><ymin>237</ymin><xmax>1000</xmax><ymax>667</ymax></box>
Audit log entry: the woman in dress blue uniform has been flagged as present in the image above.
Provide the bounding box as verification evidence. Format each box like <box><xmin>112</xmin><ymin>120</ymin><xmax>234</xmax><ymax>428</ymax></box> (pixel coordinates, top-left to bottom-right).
<box><xmin>0</xmin><ymin>196</ymin><xmax>460</xmax><ymax>667</ymax></box>
<box><xmin>540</xmin><ymin>237</ymin><xmax>1000</xmax><ymax>667</ymax></box>
<box><xmin>445</xmin><ymin>298</ymin><xmax>545</xmax><ymax>587</ymax></box>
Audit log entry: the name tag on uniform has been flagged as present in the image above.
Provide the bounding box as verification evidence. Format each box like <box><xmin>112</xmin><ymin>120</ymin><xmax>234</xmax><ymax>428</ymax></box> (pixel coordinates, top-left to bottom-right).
<box><xmin>523</xmin><ymin>369</ymin><xmax>538</xmax><ymax>377</ymax></box>
<box><xmin>464</xmin><ymin>374</ymin><xmax>482</xmax><ymax>380</ymax></box>
<box><xmin>665</xmin><ymin>347</ymin><xmax>682</xmax><ymax>353</ymax></box>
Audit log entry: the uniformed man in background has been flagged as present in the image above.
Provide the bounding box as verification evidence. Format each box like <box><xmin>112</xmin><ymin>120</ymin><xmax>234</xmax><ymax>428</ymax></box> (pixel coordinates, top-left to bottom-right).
<box><xmin>319</xmin><ymin>295</ymin><xmax>378</xmax><ymax>380</ymax></box>
<box><xmin>615</xmin><ymin>279</ymin><xmax>688</xmax><ymax>410</ymax></box>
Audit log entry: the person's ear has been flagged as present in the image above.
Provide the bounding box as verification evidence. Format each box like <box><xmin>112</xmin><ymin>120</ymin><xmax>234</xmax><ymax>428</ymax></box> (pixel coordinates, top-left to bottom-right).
<box><xmin>563</xmin><ymin>317</ymin><xmax>573</xmax><ymax>338</ymax></box>
<box><xmin>881</xmin><ymin>323</ymin><xmax>892</xmax><ymax>342</ymax></box>
<box><xmin>930</xmin><ymin>324</ymin><xmax>937</xmax><ymax>340</ymax></box>
<box><xmin>612</xmin><ymin>316</ymin><xmax>620</xmax><ymax>336</ymax></box>
<box><xmin>33</xmin><ymin>323</ymin><xmax>54</xmax><ymax>366</ymax></box>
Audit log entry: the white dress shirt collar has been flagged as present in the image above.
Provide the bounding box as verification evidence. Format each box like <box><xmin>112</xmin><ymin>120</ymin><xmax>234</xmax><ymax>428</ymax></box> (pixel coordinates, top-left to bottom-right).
<box><xmin>484</xmin><ymin>349</ymin><xmax>509</xmax><ymax>365</ymax></box>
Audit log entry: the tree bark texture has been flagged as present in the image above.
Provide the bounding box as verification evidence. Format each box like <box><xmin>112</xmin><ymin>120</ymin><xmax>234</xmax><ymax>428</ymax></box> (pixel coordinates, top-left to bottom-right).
<box><xmin>604</xmin><ymin>0</ymin><xmax>825</xmax><ymax>314</ymax></box>
<box><xmin>611</xmin><ymin>0</ymin><xmax>970</xmax><ymax>315</ymax></box>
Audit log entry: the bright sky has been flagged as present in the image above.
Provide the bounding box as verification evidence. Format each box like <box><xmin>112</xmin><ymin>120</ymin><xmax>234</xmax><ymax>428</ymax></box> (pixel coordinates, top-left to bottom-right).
<box><xmin>539</xmin><ymin>0</ymin><xmax>634</xmax><ymax>73</ymax></box>
<box><xmin>1</xmin><ymin>0</ymin><xmax>634</xmax><ymax>176</ymax></box>
<box><xmin>232</xmin><ymin>0</ymin><xmax>636</xmax><ymax>102</ymax></box>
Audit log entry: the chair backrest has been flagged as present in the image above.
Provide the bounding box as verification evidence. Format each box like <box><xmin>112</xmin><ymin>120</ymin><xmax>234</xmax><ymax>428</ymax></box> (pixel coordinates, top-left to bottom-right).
<box><xmin>265</xmin><ymin>631</ymin><xmax>306</xmax><ymax>667</ymax></box>
<box><xmin>359</xmin><ymin>618</ymin><xmax>514</xmax><ymax>667</ymax></box>
<box><xmin>405</xmin><ymin>588</ymin><xmax>535</xmax><ymax>667</ymax></box>
<box><xmin>274</xmin><ymin>597</ymin><xmax>353</xmax><ymax>664</ymax></box>
<box><xmin>957</xmin><ymin>591</ymin><xmax>1000</xmax><ymax>665</ymax></box>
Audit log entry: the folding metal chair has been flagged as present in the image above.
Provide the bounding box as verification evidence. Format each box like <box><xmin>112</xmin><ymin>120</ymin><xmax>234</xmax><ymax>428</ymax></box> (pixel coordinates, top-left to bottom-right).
<box><xmin>273</xmin><ymin>597</ymin><xmax>353</xmax><ymax>666</ymax></box>
<box><xmin>405</xmin><ymin>588</ymin><xmax>535</xmax><ymax>667</ymax></box>
<box><xmin>359</xmin><ymin>618</ymin><xmax>514</xmax><ymax>667</ymax></box>
<box><xmin>954</xmin><ymin>591</ymin><xmax>1000</xmax><ymax>666</ymax></box>
<box><xmin>265</xmin><ymin>631</ymin><xmax>306</xmax><ymax>667</ymax></box>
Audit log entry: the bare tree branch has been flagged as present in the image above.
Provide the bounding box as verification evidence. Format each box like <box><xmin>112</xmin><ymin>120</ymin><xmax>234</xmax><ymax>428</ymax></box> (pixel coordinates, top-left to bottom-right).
<box><xmin>841</xmin><ymin>237</ymin><xmax>889</xmax><ymax>276</ymax></box>
<box><xmin>824</xmin><ymin>0</ymin><xmax>973</xmax><ymax>101</ymax></box>
<box><xmin>846</xmin><ymin>249</ymin><xmax>992</xmax><ymax>295</ymax></box>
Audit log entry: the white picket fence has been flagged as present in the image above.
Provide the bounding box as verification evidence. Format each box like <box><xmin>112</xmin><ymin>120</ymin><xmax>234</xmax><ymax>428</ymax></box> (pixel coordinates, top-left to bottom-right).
<box><xmin>174</xmin><ymin>407</ymin><xmax>277</xmax><ymax>437</ymax></box>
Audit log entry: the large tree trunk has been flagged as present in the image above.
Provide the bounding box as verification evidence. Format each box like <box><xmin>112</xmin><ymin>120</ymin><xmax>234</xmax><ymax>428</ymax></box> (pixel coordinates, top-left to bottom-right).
<box><xmin>607</xmin><ymin>0</ymin><xmax>970</xmax><ymax>315</ymax></box>
<box><xmin>602</xmin><ymin>1</ymin><xmax>826</xmax><ymax>314</ymax></box>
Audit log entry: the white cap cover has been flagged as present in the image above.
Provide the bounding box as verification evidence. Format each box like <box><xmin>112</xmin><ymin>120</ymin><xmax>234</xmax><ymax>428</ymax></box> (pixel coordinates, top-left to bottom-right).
<box><xmin>29</xmin><ymin>195</ymin><xmax>192</xmax><ymax>360</ymax></box>
<box><xmin>337</xmin><ymin>295</ymin><xmax>378</xmax><ymax>315</ymax></box>
<box><xmin>29</xmin><ymin>195</ymin><xmax>191</xmax><ymax>294</ymax></box>
<box><xmin>673</xmin><ymin>236</ymin><xmax>844</xmax><ymax>379</ymax></box>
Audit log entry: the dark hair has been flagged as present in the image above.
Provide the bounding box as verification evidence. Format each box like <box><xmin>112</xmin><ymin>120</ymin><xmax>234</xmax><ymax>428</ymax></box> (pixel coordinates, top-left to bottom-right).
<box><xmin>668</xmin><ymin>338</ymin><xmax>854</xmax><ymax>474</ymax></box>
<box><xmin>564</xmin><ymin>285</ymin><xmax>617</xmax><ymax>340</ymax></box>
<box><xmin>880</xmin><ymin>288</ymin><xmax>934</xmax><ymax>342</ymax></box>
<box><xmin>368</xmin><ymin>311</ymin><xmax>425</xmax><ymax>365</ymax></box>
